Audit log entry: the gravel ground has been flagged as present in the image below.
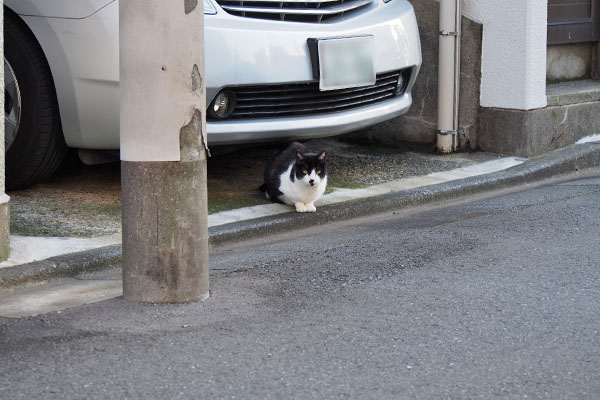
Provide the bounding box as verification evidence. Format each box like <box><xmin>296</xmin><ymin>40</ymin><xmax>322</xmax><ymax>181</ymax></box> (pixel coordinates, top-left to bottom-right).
<box><xmin>8</xmin><ymin>155</ymin><xmax>122</xmax><ymax>238</ymax></box>
<box><xmin>7</xmin><ymin>137</ymin><xmax>502</xmax><ymax>238</ymax></box>
<box><xmin>311</xmin><ymin>138</ymin><xmax>501</xmax><ymax>185</ymax></box>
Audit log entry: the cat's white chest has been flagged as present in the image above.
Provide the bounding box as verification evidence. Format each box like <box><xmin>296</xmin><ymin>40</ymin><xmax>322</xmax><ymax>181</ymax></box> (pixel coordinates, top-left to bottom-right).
<box><xmin>277</xmin><ymin>164</ymin><xmax>326</xmax><ymax>206</ymax></box>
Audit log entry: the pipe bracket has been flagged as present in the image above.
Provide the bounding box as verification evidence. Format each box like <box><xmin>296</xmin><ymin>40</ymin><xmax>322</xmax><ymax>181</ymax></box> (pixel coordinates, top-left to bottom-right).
<box><xmin>438</xmin><ymin>130</ymin><xmax>458</xmax><ymax>135</ymax></box>
<box><xmin>439</xmin><ymin>30</ymin><xmax>460</xmax><ymax>36</ymax></box>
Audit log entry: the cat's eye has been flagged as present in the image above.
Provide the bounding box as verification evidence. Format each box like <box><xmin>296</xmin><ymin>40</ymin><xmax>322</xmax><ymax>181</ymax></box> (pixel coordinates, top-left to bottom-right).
<box><xmin>316</xmin><ymin>170</ymin><xmax>322</xmax><ymax>174</ymax></box>
<box><xmin>302</xmin><ymin>170</ymin><xmax>308</xmax><ymax>174</ymax></box>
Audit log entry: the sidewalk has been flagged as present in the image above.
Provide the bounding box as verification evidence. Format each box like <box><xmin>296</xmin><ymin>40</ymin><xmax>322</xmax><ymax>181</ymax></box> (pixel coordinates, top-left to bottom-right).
<box><xmin>1</xmin><ymin>135</ymin><xmax>599</xmax><ymax>292</ymax></box>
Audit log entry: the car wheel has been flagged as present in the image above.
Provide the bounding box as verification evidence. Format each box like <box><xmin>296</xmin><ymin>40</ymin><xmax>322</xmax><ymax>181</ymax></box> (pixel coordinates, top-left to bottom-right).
<box><xmin>4</xmin><ymin>9</ymin><xmax>67</xmax><ymax>190</ymax></box>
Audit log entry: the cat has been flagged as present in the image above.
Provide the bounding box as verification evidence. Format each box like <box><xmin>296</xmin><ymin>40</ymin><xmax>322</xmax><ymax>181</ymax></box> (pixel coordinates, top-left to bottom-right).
<box><xmin>260</xmin><ymin>142</ymin><xmax>328</xmax><ymax>213</ymax></box>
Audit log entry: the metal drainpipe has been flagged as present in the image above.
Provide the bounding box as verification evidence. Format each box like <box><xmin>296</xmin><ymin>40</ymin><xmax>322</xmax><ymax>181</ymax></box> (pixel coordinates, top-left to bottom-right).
<box><xmin>437</xmin><ymin>0</ymin><xmax>462</xmax><ymax>153</ymax></box>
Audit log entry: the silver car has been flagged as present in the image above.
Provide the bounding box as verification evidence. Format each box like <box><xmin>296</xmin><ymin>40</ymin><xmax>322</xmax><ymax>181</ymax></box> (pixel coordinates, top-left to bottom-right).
<box><xmin>4</xmin><ymin>0</ymin><xmax>421</xmax><ymax>189</ymax></box>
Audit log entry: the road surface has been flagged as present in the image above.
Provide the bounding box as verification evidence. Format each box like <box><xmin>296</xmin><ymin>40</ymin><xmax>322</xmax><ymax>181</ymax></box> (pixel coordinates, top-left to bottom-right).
<box><xmin>1</xmin><ymin>168</ymin><xmax>599</xmax><ymax>399</ymax></box>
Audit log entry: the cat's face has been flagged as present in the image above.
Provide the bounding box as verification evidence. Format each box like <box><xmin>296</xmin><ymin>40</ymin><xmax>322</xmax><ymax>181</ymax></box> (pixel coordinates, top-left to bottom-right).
<box><xmin>295</xmin><ymin>150</ymin><xmax>327</xmax><ymax>187</ymax></box>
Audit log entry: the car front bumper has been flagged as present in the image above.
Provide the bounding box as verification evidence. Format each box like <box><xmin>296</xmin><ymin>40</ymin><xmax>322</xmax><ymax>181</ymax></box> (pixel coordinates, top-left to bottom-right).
<box><xmin>208</xmin><ymin>92</ymin><xmax>413</xmax><ymax>145</ymax></box>
<box><xmin>21</xmin><ymin>0</ymin><xmax>421</xmax><ymax>149</ymax></box>
<box><xmin>204</xmin><ymin>0</ymin><xmax>422</xmax><ymax>144</ymax></box>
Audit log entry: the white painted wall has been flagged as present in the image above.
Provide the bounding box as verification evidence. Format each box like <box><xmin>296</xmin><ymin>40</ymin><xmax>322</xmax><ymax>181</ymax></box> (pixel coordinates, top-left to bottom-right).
<box><xmin>463</xmin><ymin>0</ymin><xmax>548</xmax><ymax>110</ymax></box>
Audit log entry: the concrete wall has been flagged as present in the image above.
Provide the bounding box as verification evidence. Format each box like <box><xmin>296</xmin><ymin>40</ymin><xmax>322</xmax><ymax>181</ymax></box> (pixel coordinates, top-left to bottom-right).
<box><xmin>1</xmin><ymin>3</ymin><xmax>10</xmax><ymax>262</ymax></box>
<box><xmin>547</xmin><ymin>44</ymin><xmax>594</xmax><ymax>83</ymax></box>
<box><xmin>357</xmin><ymin>0</ymin><xmax>552</xmax><ymax>155</ymax></box>
<box><xmin>356</xmin><ymin>0</ymin><xmax>596</xmax><ymax>158</ymax></box>
<box><xmin>356</xmin><ymin>0</ymin><xmax>483</xmax><ymax>150</ymax></box>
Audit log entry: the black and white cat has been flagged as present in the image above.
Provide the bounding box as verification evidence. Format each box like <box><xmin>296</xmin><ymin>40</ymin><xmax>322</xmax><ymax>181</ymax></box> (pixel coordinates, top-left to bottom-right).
<box><xmin>260</xmin><ymin>142</ymin><xmax>328</xmax><ymax>213</ymax></box>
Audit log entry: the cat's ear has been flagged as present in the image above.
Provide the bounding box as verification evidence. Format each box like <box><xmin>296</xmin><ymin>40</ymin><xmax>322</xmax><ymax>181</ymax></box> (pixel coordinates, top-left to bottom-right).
<box><xmin>317</xmin><ymin>151</ymin><xmax>327</xmax><ymax>163</ymax></box>
<box><xmin>296</xmin><ymin>151</ymin><xmax>305</xmax><ymax>165</ymax></box>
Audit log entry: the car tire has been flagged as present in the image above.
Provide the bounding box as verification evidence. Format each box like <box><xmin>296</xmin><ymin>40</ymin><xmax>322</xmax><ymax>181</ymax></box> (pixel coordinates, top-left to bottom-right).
<box><xmin>4</xmin><ymin>9</ymin><xmax>67</xmax><ymax>190</ymax></box>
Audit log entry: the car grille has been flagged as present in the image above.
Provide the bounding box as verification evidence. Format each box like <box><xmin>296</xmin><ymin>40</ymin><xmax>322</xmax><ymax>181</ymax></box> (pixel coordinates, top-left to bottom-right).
<box><xmin>209</xmin><ymin>70</ymin><xmax>408</xmax><ymax>121</ymax></box>
<box><xmin>215</xmin><ymin>0</ymin><xmax>373</xmax><ymax>23</ymax></box>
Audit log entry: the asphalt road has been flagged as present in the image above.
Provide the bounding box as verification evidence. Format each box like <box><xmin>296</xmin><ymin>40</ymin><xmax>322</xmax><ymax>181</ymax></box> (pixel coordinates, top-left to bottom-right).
<box><xmin>1</xmin><ymin>169</ymin><xmax>599</xmax><ymax>399</ymax></box>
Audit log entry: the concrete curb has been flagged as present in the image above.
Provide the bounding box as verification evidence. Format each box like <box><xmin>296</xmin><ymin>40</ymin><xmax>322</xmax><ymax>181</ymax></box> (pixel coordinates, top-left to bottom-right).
<box><xmin>0</xmin><ymin>245</ymin><xmax>122</xmax><ymax>288</ymax></box>
<box><xmin>1</xmin><ymin>142</ymin><xmax>599</xmax><ymax>288</ymax></box>
<box><xmin>209</xmin><ymin>142</ymin><xmax>600</xmax><ymax>244</ymax></box>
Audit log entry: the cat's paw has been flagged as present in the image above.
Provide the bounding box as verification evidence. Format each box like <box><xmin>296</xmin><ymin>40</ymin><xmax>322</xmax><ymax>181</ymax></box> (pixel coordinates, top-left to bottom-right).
<box><xmin>294</xmin><ymin>202</ymin><xmax>316</xmax><ymax>212</ymax></box>
<box><xmin>294</xmin><ymin>202</ymin><xmax>309</xmax><ymax>212</ymax></box>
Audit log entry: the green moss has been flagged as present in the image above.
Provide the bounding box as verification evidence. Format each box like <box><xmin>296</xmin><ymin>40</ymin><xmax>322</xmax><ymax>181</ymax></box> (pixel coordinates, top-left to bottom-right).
<box><xmin>325</xmin><ymin>178</ymin><xmax>366</xmax><ymax>194</ymax></box>
<box><xmin>0</xmin><ymin>243</ymin><xmax>9</xmax><ymax>262</ymax></box>
<box><xmin>208</xmin><ymin>178</ymin><xmax>366</xmax><ymax>212</ymax></box>
<box><xmin>208</xmin><ymin>190</ymin><xmax>269</xmax><ymax>214</ymax></box>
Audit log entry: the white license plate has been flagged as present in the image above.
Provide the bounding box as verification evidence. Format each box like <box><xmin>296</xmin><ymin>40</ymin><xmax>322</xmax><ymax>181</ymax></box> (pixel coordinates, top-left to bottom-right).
<box><xmin>318</xmin><ymin>36</ymin><xmax>376</xmax><ymax>91</ymax></box>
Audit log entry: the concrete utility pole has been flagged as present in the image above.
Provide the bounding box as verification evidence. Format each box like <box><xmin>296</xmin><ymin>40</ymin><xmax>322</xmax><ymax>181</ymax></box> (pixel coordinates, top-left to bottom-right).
<box><xmin>1</xmin><ymin>3</ymin><xmax>10</xmax><ymax>262</ymax></box>
<box><xmin>120</xmin><ymin>0</ymin><xmax>209</xmax><ymax>303</ymax></box>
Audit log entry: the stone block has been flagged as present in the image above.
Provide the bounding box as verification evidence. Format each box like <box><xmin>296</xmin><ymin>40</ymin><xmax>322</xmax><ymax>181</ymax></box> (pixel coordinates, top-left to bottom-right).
<box><xmin>479</xmin><ymin>96</ymin><xmax>600</xmax><ymax>157</ymax></box>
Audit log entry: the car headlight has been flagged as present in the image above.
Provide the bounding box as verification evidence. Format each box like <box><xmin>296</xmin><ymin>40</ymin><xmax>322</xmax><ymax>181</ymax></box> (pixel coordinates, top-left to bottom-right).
<box><xmin>204</xmin><ymin>0</ymin><xmax>217</xmax><ymax>14</ymax></box>
<box><xmin>396</xmin><ymin>70</ymin><xmax>409</xmax><ymax>95</ymax></box>
<box><xmin>208</xmin><ymin>90</ymin><xmax>237</xmax><ymax>119</ymax></box>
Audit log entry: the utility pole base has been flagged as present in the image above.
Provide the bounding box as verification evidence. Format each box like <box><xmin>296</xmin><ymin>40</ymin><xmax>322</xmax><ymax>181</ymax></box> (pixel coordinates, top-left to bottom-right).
<box><xmin>121</xmin><ymin>159</ymin><xmax>209</xmax><ymax>303</ymax></box>
<box><xmin>0</xmin><ymin>200</ymin><xmax>9</xmax><ymax>262</ymax></box>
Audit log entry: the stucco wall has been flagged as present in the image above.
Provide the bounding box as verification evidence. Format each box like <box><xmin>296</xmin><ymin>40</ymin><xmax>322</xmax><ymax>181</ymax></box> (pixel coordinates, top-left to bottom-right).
<box><xmin>463</xmin><ymin>0</ymin><xmax>547</xmax><ymax>110</ymax></box>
